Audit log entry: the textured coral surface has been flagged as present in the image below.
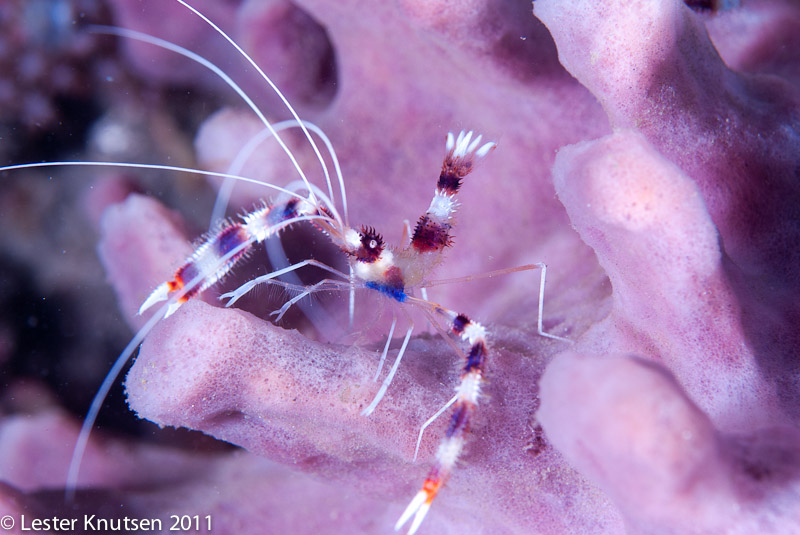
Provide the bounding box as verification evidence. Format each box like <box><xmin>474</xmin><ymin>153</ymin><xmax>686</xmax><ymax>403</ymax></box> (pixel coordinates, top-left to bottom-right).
<box><xmin>1</xmin><ymin>0</ymin><xmax>800</xmax><ymax>534</ymax></box>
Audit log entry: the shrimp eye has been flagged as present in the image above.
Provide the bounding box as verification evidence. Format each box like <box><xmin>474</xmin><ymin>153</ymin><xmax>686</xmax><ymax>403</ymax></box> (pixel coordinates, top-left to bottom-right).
<box><xmin>356</xmin><ymin>226</ymin><xmax>384</xmax><ymax>263</ymax></box>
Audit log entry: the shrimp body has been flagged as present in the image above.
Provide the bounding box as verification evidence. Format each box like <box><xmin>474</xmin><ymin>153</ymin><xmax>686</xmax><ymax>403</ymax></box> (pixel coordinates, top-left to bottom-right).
<box><xmin>0</xmin><ymin>3</ymin><xmax>570</xmax><ymax>533</ymax></box>
<box><xmin>345</xmin><ymin>131</ymin><xmax>497</xmax><ymax>302</ymax></box>
<box><xmin>135</xmin><ymin>130</ymin><xmax>497</xmax><ymax>535</ymax></box>
<box><xmin>143</xmin><ymin>131</ymin><xmax>495</xmax><ymax>317</ymax></box>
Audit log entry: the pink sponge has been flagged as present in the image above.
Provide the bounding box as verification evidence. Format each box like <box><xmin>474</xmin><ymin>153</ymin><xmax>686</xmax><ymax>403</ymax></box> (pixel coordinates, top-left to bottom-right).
<box><xmin>535</xmin><ymin>0</ymin><xmax>800</xmax><ymax>289</ymax></box>
<box><xmin>107</xmin><ymin>194</ymin><xmax>616</xmax><ymax>534</ymax></box>
<box><xmin>550</xmin><ymin>130</ymin><xmax>782</xmax><ymax>430</ymax></box>
<box><xmin>4</xmin><ymin>0</ymin><xmax>799</xmax><ymax>534</ymax></box>
<box><xmin>109</xmin><ymin>1</ymin><xmax>800</xmax><ymax>533</ymax></box>
<box><xmin>539</xmin><ymin>351</ymin><xmax>800</xmax><ymax>534</ymax></box>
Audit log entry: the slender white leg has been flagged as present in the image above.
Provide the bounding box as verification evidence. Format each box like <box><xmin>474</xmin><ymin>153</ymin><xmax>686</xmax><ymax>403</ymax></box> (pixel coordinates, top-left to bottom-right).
<box><xmin>220</xmin><ymin>259</ymin><xmax>349</xmax><ymax>306</ymax></box>
<box><xmin>270</xmin><ymin>279</ymin><xmax>353</xmax><ymax>322</ymax></box>
<box><xmin>419</xmin><ymin>262</ymin><xmax>572</xmax><ymax>343</ymax></box>
<box><xmin>374</xmin><ymin>316</ymin><xmax>398</xmax><ymax>381</ymax></box>
<box><xmin>348</xmin><ymin>265</ymin><xmax>355</xmax><ymax>329</ymax></box>
<box><xmin>413</xmin><ymin>394</ymin><xmax>458</xmax><ymax>461</ymax></box>
<box><xmin>533</xmin><ymin>262</ymin><xmax>573</xmax><ymax>343</ymax></box>
<box><xmin>362</xmin><ymin>322</ymin><xmax>414</xmax><ymax>416</ymax></box>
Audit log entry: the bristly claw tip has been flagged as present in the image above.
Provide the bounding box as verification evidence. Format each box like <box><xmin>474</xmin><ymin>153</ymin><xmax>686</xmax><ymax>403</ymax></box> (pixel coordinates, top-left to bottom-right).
<box><xmin>395</xmin><ymin>490</ymin><xmax>432</xmax><ymax>534</ymax></box>
<box><xmin>139</xmin><ymin>282</ymin><xmax>170</xmax><ymax>315</ymax></box>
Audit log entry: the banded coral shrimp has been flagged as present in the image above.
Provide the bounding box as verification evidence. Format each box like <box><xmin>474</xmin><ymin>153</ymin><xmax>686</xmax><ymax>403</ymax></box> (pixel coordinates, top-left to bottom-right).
<box><xmin>0</xmin><ymin>1</ymin><xmax>611</xmax><ymax>534</ymax></box>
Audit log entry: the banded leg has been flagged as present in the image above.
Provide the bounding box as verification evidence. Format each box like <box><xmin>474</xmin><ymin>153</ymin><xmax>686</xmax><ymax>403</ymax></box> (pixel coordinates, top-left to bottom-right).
<box><xmin>410</xmin><ymin>131</ymin><xmax>496</xmax><ymax>255</ymax></box>
<box><xmin>139</xmin><ymin>198</ymin><xmax>328</xmax><ymax>317</ymax></box>
<box><xmin>395</xmin><ymin>307</ymin><xmax>489</xmax><ymax>534</ymax></box>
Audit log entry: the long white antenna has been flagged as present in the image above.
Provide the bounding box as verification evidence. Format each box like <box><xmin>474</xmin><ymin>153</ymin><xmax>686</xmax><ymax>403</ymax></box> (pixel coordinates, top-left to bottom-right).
<box><xmin>175</xmin><ymin>0</ymin><xmax>334</xmax><ymax>217</ymax></box>
<box><xmin>0</xmin><ymin>161</ymin><xmax>305</xmax><ymax>200</ymax></box>
<box><xmin>89</xmin><ymin>25</ymin><xmax>325</xmax><ymax>217</ymax></box>
<box><xmin>211</xmin><ymin>119</ymin><xmax>347</xmax><ymax>229</ymax></box>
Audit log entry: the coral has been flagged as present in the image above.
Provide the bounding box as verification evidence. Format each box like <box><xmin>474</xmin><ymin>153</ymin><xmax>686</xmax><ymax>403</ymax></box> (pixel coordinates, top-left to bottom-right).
<box><xmin>1</xmin><ymin>0</ymin><xmax>799</xmax><ymax>534</ymax></box>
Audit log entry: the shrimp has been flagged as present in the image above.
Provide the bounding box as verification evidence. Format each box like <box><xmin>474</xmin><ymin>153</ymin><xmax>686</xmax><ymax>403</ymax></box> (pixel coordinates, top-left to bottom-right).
<box><xmin>0</xmin><ymin>1</ymin><xmax>575</xmax><ymax>533</ymax></box>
